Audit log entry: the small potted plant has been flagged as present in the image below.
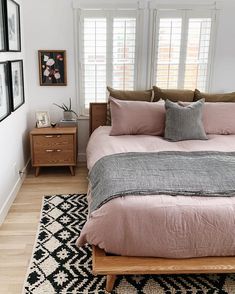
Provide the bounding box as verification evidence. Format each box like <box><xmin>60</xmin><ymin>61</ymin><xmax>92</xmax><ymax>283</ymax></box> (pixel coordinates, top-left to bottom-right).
<box><xmin>53</xmin><ymin>98</ymin><xmax>78</xmax><ymax>121</ymax></box>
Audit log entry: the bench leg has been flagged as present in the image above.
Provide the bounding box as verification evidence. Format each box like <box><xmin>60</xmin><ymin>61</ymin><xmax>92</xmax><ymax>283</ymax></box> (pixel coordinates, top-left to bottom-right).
<box><xmin>106</xmin><ymin>274</ymin><xmax>117</xmax><ymax>293</ymax></box>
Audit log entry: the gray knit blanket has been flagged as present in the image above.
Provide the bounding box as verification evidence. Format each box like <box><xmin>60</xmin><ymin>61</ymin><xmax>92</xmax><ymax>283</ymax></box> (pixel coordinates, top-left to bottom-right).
<box><xmin>89</xmin><ymin>151</ymin><xmax>235</xmax><ymax>213</ymax></box>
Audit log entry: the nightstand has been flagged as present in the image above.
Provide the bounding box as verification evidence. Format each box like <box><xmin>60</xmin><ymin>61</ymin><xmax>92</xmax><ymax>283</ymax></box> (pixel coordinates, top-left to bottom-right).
<box><xmin>30</xmin><ymin>127</ymin><xmax>77</xmax><ymax>176</ymax></box>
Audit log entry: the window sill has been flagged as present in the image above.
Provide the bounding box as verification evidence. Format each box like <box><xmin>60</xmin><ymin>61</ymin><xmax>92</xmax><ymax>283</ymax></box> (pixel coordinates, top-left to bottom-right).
<box><xmin>78</xmin><ymin>115</ymin><xmax>89</xmax><ymax>120</ymax></box>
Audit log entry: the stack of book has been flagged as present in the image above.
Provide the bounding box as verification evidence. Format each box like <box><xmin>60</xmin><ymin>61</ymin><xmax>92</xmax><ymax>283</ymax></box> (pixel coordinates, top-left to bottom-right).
<box><xmin>58</xmin><ymin>119</ymin><xmax>78</xmax><ymax>127</ymax></box>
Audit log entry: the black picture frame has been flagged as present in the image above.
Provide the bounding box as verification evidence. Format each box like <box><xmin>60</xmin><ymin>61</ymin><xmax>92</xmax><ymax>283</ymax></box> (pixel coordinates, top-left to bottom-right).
<box><xmin>9</xmin><ymin>60</ymin><xmax>24</xmax><ymax>111</ymax></box>
<box><xmin>6</xmin><ymin>0</ymin><xmax>21</xmax><ymax>52</ymax></box>
<box><xmin>0</xmin><ymin>62</ymin><xmax>11</xmax><ymax>122</ymax></box>
<box><xmin>0</xmin><ymin>1</ymin><xmax>7</xmax><ymax>51</ymax></box>
<box><xmin>38</xmin><ymin>50</ymin><xmax>67</xmax><ymax>86</ymax></box>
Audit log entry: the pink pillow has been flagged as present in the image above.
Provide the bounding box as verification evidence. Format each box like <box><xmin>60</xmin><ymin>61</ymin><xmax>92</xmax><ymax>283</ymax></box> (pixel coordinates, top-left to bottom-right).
<box><xmin>179</xmin><ymin>101</ymin><xmax>235</xmax><ymax>134</ymax></box>
<box><xmin>110</xmin><ymin>97</ymin><xmax>165</xmax><ymax>136</ymax></box>
<box><xmin>203</xmin><ymin>102</ymin><xmax>235</xmax><ymax>135</ymax></box>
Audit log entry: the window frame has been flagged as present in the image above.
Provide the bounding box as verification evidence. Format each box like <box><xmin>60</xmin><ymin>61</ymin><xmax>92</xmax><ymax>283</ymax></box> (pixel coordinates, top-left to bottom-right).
<box><xmin>76</xmin><ymin>9</ymin><xmax>139</xmax><ymax>115</ymax></box>
<box><xmin>150</xmin><ymin>8</ymin><xmax>217</xmax><ymax>92</ymax></box>
<box><xmin>73</xmin><ymin>2</ymin><xmax>218</xmax><ymax>116</ymax></box>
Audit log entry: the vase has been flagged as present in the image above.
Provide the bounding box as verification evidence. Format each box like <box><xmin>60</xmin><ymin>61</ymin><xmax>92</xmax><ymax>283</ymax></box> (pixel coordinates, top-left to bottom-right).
<box><xmin>63</xmin><ymin>111</ymin><xmax>73</xmax><ymax>121</ymax></box>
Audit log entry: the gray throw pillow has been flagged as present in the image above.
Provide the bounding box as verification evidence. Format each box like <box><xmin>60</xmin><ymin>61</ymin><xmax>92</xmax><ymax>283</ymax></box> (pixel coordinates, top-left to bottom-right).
<box><xmin>164</xmin><ymin>99</ymin><xmax>208</xmax><ymax>141</ymax></box>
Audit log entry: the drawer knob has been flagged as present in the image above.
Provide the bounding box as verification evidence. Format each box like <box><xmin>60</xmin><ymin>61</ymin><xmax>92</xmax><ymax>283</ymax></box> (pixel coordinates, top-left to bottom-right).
<box><xmin>45</xmin><ymin>149</ymin><xmax>62</xmax><ymax>152</ymax></box>
<box><xmin>44</xmin><ymin>135</ymin><xmax>61</xmax><ymax>138</ymax></box>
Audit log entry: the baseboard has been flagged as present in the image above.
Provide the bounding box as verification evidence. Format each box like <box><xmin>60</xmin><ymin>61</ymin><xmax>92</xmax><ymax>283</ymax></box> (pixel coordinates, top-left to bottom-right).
<box><xmin>78</xmin><ymin>152</ymin><xmax>86</xmax><ymax>162</ymax></box>
<box><xmin>0</xmin><ymin>158</ymin><xmax>30</xmax><ymax>225</ymax></box>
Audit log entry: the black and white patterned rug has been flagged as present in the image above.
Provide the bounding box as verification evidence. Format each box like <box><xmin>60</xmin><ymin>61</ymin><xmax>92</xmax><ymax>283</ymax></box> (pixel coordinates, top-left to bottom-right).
<box><xmin>23</xmin><ymin>194</ymin><xmax>235</xmax><ymax>294</ymax></box>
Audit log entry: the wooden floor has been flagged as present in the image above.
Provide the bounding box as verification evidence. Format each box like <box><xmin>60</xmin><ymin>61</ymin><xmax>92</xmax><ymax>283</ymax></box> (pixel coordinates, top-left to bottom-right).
<box><xmin>0</xmin><ymin>164</ymin><xmax>88</xmax><ymax>294</ymax></box>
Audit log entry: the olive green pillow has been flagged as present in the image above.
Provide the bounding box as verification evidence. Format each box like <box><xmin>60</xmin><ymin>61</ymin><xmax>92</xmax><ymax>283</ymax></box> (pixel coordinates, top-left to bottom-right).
<box><xmin>106</xmin><ymin>87</ymin><xmax>153</xmax><ymax>125</ymax></box>
<box><xmin>194</xmin><ymin>89</ymin><xmax>235</xmax><ymax>102</ymax></box>
<box><xmin>153</xmin><ymin>86</ymin><xmax>194</xmax><ymax>103</ymax></box>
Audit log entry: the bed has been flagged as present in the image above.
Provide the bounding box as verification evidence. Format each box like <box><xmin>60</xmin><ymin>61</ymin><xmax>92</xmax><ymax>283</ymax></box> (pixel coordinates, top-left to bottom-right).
<box><xmin>76</xmin><ymin>102</ymin><xmax>235</xmax><ymax>292</ymax></box>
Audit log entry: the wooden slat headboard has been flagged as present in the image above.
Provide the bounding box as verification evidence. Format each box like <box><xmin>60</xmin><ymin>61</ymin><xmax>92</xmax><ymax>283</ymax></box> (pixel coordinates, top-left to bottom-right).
<box><xmin>89</xmin><ymin>103</ymin><xmax>107</xmax><ymax>135</ymax></box>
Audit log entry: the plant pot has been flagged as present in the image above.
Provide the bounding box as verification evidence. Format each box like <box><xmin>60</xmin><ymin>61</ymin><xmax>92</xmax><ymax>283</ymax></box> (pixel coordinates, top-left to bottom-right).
<box><xmin>63</xmin><ymin>111</ymin><xmax>73</xmax><ymax>121</ymax></box>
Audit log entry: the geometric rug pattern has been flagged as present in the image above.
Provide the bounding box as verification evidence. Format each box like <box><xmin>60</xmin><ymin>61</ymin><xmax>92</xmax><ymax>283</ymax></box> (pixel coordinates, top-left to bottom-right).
<box><xmin>23</xmin><ymin>194</ymin><xmax>235</xmax><ymax>294</ymax></box>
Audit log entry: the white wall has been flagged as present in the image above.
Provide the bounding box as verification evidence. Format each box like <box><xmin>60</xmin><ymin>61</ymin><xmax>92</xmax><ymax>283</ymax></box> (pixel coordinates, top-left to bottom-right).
<box><xmin>23</xmin><ymin>0</ymin><xmax>89</xmax><ymax>161</ymax></box>
<box><xmin>211</xmin><ymin>4</ymin><xmax>235</xmax><ymax>92</ymax></box>
<box><xmin>0</xmin><ymin>0</ymin><xmax>30</xmax><ymax>223</ymax></box>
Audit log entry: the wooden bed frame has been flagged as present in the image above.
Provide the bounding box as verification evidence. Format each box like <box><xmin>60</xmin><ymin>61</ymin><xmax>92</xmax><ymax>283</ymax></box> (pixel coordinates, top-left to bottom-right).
<box><xmin>89</xmin><ymin>102</ymin><xmax>235</xmax><ymax>292</ymax></box>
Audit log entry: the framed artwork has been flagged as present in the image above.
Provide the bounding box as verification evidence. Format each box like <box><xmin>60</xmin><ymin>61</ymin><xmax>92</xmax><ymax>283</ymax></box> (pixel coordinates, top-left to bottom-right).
<box><xmin>0</xmin><ymin>1</ymin><xmax>7</xmax><ymax>51</ymax></box>
<box><xmin>9</xmin><ymin>60</ymin><xmax>24</xmax><ymax>111</ymax></box>
<box><xmin>6</xmin><ymin>0</ymin><xmax>21</xmax><ymax>52</ymax></box>
<box><xmin>0</xmin><ymin>62</ymin><xmax>10</xmax><ymax>122</ymax></box>
<box><xmin>35</xmin><ymin>111</ymin><xmax>50</xmax><ymax>128</ymax></box>
<box><xmin>38</xmin><ymin>50</ymin><xmax>67</xmax><ymax>86</ymax></box>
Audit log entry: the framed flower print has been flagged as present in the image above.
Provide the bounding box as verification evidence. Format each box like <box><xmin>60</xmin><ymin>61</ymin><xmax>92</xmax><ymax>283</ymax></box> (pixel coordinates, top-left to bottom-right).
<box><xmin>6</xmin><ymin>0</ymin><xmax>21</xmax><ymax>51</ymax></box>
<box><xmin>9</xmin><ymin>60</ymin><xmax>24</xmax><ymax>111</ymax></box>
<box><xmin>0</xmin><ymin>62</ymin><xmax>11</xmax><ymax>122</ymax></box>
<box><xmin>38</xmin><ymin>50</ymin><xmax>67</xmax><ymax>86</ymax></box>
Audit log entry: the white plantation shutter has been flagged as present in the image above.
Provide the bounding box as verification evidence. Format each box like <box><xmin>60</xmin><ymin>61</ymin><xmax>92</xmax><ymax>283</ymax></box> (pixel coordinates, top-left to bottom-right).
<box><xmin>82</xmin><ymin>17</ymin><xmax>107</xmax><ymax>110</ymax></box>
<box><xmin>155</xmin><ymin>16</ymin><xmax>182</xmax><ymax>89</ymax></box>
<box><xmin>75</xmin><ymin>6</ymin><xmax>216</xmax><ymax>115</ymax></box>
<box><xmin>184</xmin><ymin>17</ymin><xmax>212</xmax><ymax>90</ymax></box>
<box><xmin>154</xmin><ymin>10</ymin><xmax>214</xmax><ymax>91</ymax></box>
<box><xmin>112</xmin><ymin>18</ymin><xmax>136</xmax><ymax>90</ymax></box>
<box><xmin>79</xmin><ymin>10</ymin><xmax>137</xmax><ymax>114</ymax></box>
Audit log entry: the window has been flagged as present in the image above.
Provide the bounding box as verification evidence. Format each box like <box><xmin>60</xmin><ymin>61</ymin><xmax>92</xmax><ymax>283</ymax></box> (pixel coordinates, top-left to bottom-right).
<box><xmin>75</xmin><ymin>5</ymin><xmax>216</xmax><ymax>115</ymax></box>
<box><xmin>79</xmin><ymin>10</ymin><xmax>137</xmax><ymax>114</ymax></box>
<box><xmin>154</xmin><ymin>10</ymin><xmax>214</xmax><ymax>91</ymax></box>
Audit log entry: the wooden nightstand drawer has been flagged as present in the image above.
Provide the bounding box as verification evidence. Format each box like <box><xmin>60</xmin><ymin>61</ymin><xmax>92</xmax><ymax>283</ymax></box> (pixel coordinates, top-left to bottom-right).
<box><xmin>30</xmin><ymin>127</ymin><xmax>77</xmax><ymax>176</ymax></box>
<box><xmin>34</xmin><ymin>149</ymin><xmax>74</xmax><ymax>165</ymax></box>
<box><xmin>33</xmin><ymin>134</ymin><xmax>74</xmax><ymax>150</ymax></box>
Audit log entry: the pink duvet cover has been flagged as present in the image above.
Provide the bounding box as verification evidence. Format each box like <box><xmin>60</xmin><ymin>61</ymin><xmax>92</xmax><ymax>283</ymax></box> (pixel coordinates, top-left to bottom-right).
<box><xmin>76</xmin><ymin>126</ymin><xmax>235</xmax><ymax>258</ymax></box>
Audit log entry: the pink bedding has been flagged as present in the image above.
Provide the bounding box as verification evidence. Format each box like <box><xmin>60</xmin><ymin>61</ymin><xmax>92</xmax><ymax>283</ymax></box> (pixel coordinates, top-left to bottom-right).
<box><xmin>76</xmin><ymin>126</ymin><xmax>235</xmax><ymax>258</ymax></box>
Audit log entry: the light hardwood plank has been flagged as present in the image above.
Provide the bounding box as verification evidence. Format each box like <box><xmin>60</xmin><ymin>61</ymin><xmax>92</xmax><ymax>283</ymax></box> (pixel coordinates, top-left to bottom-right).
<box><xmin>0</xmin><ymin>164</ymin><xmax>88</xmax><ymax>294</ymax></box>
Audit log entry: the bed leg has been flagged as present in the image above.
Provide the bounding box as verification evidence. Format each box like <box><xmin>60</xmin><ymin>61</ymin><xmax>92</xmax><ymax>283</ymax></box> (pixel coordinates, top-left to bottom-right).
<box><xmin>106</xmin><ymin>274</ymin><xmax>117</xmax><ymax>292</ymax></box>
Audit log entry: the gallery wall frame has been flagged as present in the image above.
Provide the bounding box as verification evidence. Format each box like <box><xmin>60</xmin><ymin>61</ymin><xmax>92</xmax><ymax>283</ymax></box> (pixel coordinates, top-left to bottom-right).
<box><xmin>0</xmin><ymin>61</ymin><xmax>11</xmax><ymax>122</ymax></box>
<box><xmin>0</xmin><ymin>0</ymin><xmax>7</xmax><ymax>52</ymax></box>
<box><xmin>5</xmin><ymin>0</ymin><xmax>21</xmax><ymax>52</ymax></box>
<box><xmin>9</xmin><ymin>59</ymin><xmax>25</xmax><ymax>111</ymax></box>
<box><xmin>38</xmin><ymin>50</ymin><xmax>67</xmax><ymax>86</ymax></box>
<box><xmin>0</xmin><ymin>0</ymin><xmax>23</xmax><ymax>124</ymax></box>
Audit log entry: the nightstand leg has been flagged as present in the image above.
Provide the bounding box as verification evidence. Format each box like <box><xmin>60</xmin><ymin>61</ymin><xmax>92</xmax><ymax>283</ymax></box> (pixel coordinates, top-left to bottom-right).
<box><xmin>35</xmin><ymin>167</ymin><xmax>40</xmax><ymax>177</ymax></box>
<box><xmin>69</xmin><ymin>166</ymin><xmax>75</xmax><ymax>176</ymax></box>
